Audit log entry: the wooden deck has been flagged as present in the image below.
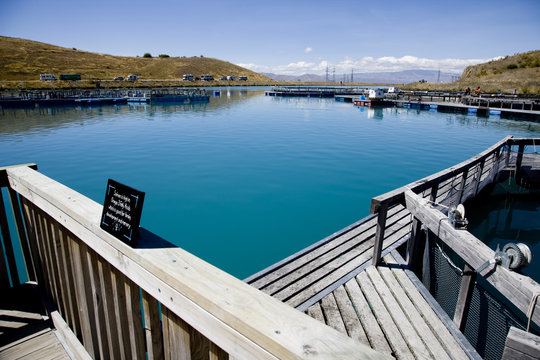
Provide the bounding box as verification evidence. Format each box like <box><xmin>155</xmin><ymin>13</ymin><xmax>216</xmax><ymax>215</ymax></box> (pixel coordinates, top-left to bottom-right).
<box><xmin>246</xmin><ymin>208</ymin><xmax>479</xmax><ymax>359</ymax></box>
<box><xmin>246</xmin><ymin>204</ymin><xmax>412</xmax><ymax>310</ymax></box>
<box><xmin>0</xmin><ymin>284</ymin><xmax>73</xmax><ymax>360</ymax></box>
<box><xmin>305</xmin><ymin>252</ymin><xmax>478</xmax><ymax>360</ymax></box>
<box><xmin>247</xmin><ymin>137</ymin><xmax>540</xmax><ymax>359</ymax></box>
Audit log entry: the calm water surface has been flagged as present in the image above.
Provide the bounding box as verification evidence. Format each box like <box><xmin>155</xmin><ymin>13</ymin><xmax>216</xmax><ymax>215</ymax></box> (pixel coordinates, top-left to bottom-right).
<box><xmin>1</xmin><ymin>87</ymin><xmax>539</xmax><ymax>279</ymax></box>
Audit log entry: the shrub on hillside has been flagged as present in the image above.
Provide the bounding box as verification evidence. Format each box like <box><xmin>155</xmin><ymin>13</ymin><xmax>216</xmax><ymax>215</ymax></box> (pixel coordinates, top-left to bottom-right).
<box><xmin>143</xmin><ymin>53</ymin><xmax>152</xmax><ymax>58</ymax></box>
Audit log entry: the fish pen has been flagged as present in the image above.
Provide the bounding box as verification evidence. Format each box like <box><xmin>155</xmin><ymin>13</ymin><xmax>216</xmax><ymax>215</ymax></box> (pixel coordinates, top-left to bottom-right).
<box><xmin>249</xmin><ymin>136</ymin><xmax>540</xmax><ymax>359</ymax></box>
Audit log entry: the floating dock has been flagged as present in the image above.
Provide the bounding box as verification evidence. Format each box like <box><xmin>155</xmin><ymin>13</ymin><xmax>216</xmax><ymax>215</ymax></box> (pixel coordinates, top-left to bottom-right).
<box><xmin>266</xmin><ymin>86</ymin><xmax>368</xmax><ymax>98</ymax></box>
<box><xmin>0</xmin><ymin>88</ymin><xmax>210</xmax><ymax>107</ymax></box>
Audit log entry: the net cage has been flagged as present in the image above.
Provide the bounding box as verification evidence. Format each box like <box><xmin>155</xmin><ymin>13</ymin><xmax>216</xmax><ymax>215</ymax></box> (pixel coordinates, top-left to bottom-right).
<box><xmin>415</xmin><ymin>144</ymin><xmax>540</xmax><ymax>359</ymax></box>
<box><xmin>419</xmin><ymin>228</ymin><xmax>539</xmax><ymax>359</ymax></box>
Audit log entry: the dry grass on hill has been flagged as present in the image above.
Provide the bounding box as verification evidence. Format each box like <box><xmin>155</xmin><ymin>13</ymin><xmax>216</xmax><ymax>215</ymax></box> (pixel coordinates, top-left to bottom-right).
<box><xmin>0</xmin><ymin>36</ymin><xmax>271</xmax><ymax>85</ymax></box>
<box><xmin>404</xmin><ymin>50</ymin><xmax>540</xmax><ymax>94</ymax></box>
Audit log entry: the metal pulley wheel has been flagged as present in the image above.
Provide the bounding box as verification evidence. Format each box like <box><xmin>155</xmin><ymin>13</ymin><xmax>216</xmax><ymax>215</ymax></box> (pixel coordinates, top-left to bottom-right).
<box><xmin>502</xmin><ymin>243</ymin><xmax>532</xmax><ymax>270</ymax></box>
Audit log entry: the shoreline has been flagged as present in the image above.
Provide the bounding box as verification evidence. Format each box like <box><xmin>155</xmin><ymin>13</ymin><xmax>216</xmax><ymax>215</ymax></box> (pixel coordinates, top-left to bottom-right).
<box><xmin>1</xmin><ymin>79</ymin><xmax>537</xmax><ymax>95</ymax></box>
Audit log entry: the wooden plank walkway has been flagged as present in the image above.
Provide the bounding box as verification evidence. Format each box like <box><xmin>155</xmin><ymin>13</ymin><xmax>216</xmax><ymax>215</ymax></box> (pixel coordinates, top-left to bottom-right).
<box><xmin>246</xmin><ymin>206</ymin><xmax>481</xmax><ymax>359</ymax></box>
<box><xmin>305</xmin><ymin>252</ymin><xmax>479</xmax><ymax>360</ymax></box>
<box><xmin>246</xmin><ymin>203</ymin><xmax>413</xmax><ymax>310</ymax></box>
<box><xmin>0</xmin><ymin>285</ymin><xmax>73</xmax><ymax>360</ymax></box>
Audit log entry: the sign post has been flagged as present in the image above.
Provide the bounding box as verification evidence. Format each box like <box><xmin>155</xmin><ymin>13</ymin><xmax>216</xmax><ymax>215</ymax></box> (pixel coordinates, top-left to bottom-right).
<box><xmin>100</xmin><ymin>179</ymin><xmax>145</xmax><ymax>245</ymax></box>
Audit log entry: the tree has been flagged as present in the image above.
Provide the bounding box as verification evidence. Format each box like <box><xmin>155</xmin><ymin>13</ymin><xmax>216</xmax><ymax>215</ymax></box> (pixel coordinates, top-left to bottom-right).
<box><xmin>143</xmin><ymin>53</ymin><xmax>152</xmax><ymax>58</ymax></box>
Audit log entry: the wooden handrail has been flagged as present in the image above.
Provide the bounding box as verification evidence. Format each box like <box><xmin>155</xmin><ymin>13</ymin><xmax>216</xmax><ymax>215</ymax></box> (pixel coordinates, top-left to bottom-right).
<box><xmin>5</xmin><ymin>166</ymin><xmax>389</xmax><ymax>360</ymax></box>
<box><xmin>370</xmin><ymin>135</ymin><xmax>514</xmax><ymax>214</ymax></box>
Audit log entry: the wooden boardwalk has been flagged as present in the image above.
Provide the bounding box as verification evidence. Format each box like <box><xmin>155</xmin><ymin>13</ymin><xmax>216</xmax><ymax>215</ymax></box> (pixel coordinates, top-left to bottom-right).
<box><xmin>246</xmin><ymin>204</ymin><xmax>412</xmax><ymax>310</ymax></box>
<box><xmin>246</xmin><ymin>137</ymin><xmax>540</xmax><ymax>359</ymax></box>
<box><xmin>0</xmin><ymin>285</ymin><xmax>73</xmax><ymax>360</ymax></box>
<box><xmin>246</xmin><ymin>206</ymin><xmax>479</xmax><ymax>359</ymax></box>
<box><xmin>305</xmin><ymin>252</ymin><xmax>478</xmax><ymax>360</ymax></box>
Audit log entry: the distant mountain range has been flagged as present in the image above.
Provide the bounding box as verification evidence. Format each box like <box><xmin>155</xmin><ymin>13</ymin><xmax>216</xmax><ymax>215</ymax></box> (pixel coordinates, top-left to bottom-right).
<box><xmin>261</xmin><ymin>70</ymin><xmax>460</xmax><ymax>84</ymax></box>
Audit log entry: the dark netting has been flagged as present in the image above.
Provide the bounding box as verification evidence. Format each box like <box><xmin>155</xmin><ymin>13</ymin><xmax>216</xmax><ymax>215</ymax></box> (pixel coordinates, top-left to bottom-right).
<box><xmin>421</xmin><ymin>231</ymin><xmax>536</xmax><ymax>360</ymax></box>
<box><xmin>421</xmin><ymin>231</ymin><xmax>462</xmax><ymax>318</ymax></box>
<box><xmin>463</xmin><ymin>281</ymin><xmax>526</xmax><ymax>360</ymax></box>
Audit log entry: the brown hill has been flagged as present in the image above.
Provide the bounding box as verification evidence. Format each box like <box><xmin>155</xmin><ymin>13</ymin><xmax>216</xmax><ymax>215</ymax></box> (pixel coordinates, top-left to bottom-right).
<box><xmin>0</xmin><ymin>36</ymin><xmax>271</xmax><ymax>83</ymax></box>
<box><xmin>456</xmin><ymin>50</ymin><xmax>540</xmax><ymax>93</ymax></box>
<box><xmin>404</xmin><ymin>50</ymin><xmax>540</xmax><ymax>94</ymax></box>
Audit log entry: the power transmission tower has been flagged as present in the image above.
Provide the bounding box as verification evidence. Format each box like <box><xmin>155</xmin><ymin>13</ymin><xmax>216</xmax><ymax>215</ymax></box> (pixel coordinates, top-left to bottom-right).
<box><xmin>351</xmin><ymin>69</ymin><xmax>354</xmax><ymax>83</ymax></box>
<box><xmin>333</xmin><ymin>67</ymin><xmax>335</xmax><ymax>82</ymax></box>
<box><xmin>326</xmin><ymin>66</ymin><xmax>329</xmax><ymax>82</ymax></box>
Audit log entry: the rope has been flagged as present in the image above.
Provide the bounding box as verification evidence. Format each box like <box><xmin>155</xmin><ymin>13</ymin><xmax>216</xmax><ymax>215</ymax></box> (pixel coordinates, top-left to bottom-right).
<box><xmin>527</xmin><ymin>292</ymin><xmax>540</xmax><ymax>332</ymax></box>
<box><xmin>434</xmin><ymin>240</ymin><xmax>464</xmax><ymax>276</ymax></box>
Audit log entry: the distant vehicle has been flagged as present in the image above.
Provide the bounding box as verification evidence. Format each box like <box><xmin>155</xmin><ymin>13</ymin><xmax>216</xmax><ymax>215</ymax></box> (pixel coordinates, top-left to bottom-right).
<box><xmin>40</xmin><ymin>74</ymin><xmax>56</xmax><ymax>81</ymax></box>
<box><xmin>113</xmin><ymin>76</ymin><xmax>124</xmax><ymax>81</ymax></box>
<box><xmin>219</xmin><ymin>77</ymin><xmax>227</xmax><ymax>81</ymax></box>
<box><xmin>238</xmin><ymin>76</ymin><xmax>248</xmax><ymax>81</ymax></box>
<box><xmin>200</xmin><ymin>74</ymin><xmax>214</xmax><ymax>81</ymax></box>
<box><xmin>182</xmin><ymin>74</ymin><xmax>194</xmax><ymax>81</ymax></box>
<box><xmin>226</xmin><ymin>75</ymin><xmax>236</xmax><ymax>81</ymax></box>
<box><xmin>126</xmin><ymin>74</ymin><xmax>138</xmax><ymax>81</ymax></box>
<box><xmin>388</xmin><ymin>87</ymin><xmax>399</xmax><ymax>93</ymax></box>
<box><xmin>59</xmin><ymin>73</ymin><xmax>81</xmax><ymax>81</ymax></box>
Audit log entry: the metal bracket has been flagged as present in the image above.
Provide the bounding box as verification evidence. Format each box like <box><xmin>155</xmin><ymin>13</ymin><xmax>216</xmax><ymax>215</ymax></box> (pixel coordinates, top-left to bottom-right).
<box><xmin>477</xmin><ymin>245</ymin><xmax>511</xmax><ymax>274</ymax></box>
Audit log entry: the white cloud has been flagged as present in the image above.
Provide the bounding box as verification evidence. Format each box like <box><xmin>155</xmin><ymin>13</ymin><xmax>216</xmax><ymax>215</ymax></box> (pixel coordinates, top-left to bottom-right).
<box><xmin>304</xmin><ymin>47</ymin><xmax>313</xmax><ymax>53</ymax></box>
<box><xmin>238</xmin><ymin>55</ymin><xmax>492</xmax><ymax>75</ymax></box>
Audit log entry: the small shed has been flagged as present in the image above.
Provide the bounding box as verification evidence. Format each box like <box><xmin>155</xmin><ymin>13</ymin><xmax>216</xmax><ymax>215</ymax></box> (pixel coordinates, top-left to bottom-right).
<box><xmin>368</xmin><ymin>88</ymin><xmax>385</xmax><ymax>99</ymax></box>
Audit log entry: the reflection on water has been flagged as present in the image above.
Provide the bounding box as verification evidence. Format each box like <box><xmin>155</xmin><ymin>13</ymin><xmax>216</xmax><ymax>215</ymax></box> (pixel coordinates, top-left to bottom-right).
<box><xmin>0</xmin><ymin>88</ymin><xmax>265</xmax><ymax>139</ymax></box>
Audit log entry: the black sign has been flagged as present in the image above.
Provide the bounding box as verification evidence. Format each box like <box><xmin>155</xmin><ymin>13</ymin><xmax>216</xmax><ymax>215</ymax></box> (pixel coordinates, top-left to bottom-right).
<box><xmin>100</xmin><ymin>179</ymin><xmax>145</xmax><ymax>244</ymax></box>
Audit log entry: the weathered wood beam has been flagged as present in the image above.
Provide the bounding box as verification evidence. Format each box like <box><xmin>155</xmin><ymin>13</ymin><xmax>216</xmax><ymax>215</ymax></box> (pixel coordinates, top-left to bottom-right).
<box><xmin>0</xmin><ymin>163</ymin><xmax>37</xmax><ymax>187</ymax></box>
<box><xmin>502</xmin><ymin>327</ymin><xmax>540</xmax><ymax>360</ymax></box>
<box><xmin>371</xmin><ymin>204</ymin><xmax>388</xmax><ymax>266</ymax></box>
<box><xmin>453</xmin><ymin>264</ymin><xmax>476</xmax><ymax>331</ymax></box>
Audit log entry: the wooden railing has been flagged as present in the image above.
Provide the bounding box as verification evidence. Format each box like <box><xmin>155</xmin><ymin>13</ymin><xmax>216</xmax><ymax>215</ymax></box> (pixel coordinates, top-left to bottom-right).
<box><xmin>369</xmin><ymin>135</ymin><xmax>540</xmax><ymax>329</ymax></box>
<box><xmin>0</xmin><ymin>165</ymin><xmax>389</xmax><ymax>360</ymax></box>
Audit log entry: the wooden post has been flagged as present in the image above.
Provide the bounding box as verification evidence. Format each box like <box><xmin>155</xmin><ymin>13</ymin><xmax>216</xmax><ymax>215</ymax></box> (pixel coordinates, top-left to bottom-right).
<box><xmin>502</xmin><ymin>327</ymin><xmax>540</xmax><ymax>359</ymax></box>
<box><xmin>505</xmin><ymin>144</ymin><xmax>511</xmax><ymax>169</ymax></box>
<box><xmin>429</xmin><ymin>184</ymin><xmax>439</xmax><ymax>203</ymax></box>
<box><xmin>372</xmin><ymin>203</ymin><xmax>388</xmax><ymax>266</ymax></box>
<box><xmin>142</xmin><ymin>289</ymin><xmax>164</xmax><ymax>359</ymax></box>
<box><xmin>453</xmin><ymin>264</ymin><xmax>476</xmax><ymax>331</ymax></box>
<box><xmin>456</xmin><ymin>169</ymin><xmax>469</xmax><ymax>203</ymax></box>
<box><xmin>406</xmin><ymin>218</ymin><xmax>423</xmax><ymax>274</ymax></box>
<box><xmin>8</xmin><ymin>188</ymin><xmax>36</xmax><ymax>282</ymax></box>
<box><xmin>472</xmin><ymin>159</ymin><xmax>485</xmax><ymax>196</ymax></box>
<box><xmin>0</xmin><ymin>189</ymin><xmax>19</xmax><ymax>285</ymax></box>
<box><xmin>515</xmin><ymin>143</ymin><xmax>525</xmax><ymax>183</ymax></box>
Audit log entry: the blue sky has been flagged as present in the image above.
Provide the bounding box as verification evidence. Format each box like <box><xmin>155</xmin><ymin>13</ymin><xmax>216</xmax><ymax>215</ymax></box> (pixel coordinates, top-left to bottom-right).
<box><xmin>1</xmin><ymin>0</ymin><xmax>539</xmax><ymax>75</ymax></box>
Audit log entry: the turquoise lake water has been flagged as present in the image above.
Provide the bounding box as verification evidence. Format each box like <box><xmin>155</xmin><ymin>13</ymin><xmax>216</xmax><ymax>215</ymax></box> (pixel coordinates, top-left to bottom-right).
<box><xmin>1</xmin><ymin>87</ymin><xmax>539</xmax><ymax>279</ymax></box>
